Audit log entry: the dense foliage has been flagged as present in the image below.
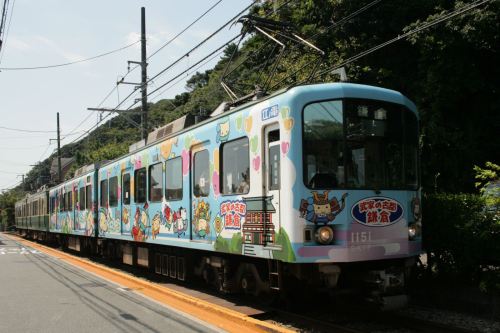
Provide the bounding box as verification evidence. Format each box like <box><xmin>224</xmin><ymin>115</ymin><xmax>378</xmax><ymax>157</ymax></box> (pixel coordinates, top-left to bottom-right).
<box><xmin>1</xmin><ymin>1</ymin><xmax>498</xmax><ymax>229</ymax></box>
<box><xmin>422</xmin><ymin>192</ymin><xmax>499</xmax><ymax>292</ymax></box>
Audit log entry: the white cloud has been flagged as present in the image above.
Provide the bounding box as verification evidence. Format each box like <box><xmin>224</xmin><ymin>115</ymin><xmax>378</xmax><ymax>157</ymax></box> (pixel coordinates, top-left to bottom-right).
<box><xmin>33</xmin><ymin>35</ymin><xmax>85</xmax><ymax>63</ymax></box>
<box><xmin>6</xmin><ymin>37</ymin><xmax>31</xmax><ymax>51</ymax></box>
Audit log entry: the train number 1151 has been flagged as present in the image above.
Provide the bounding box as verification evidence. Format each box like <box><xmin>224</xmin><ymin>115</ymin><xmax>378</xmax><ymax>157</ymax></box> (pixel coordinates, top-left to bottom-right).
<box><xmin>350</xmin><ymin>232</ymin><xmax>372</xmax><ymax>243</ymax></box>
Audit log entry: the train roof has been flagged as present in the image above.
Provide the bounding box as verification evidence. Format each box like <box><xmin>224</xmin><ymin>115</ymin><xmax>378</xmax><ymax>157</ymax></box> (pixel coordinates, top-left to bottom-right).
<box><xmin>96</xmin><ymin>82</ymin><xmax>417</xmax><ymax>170</ymax></box>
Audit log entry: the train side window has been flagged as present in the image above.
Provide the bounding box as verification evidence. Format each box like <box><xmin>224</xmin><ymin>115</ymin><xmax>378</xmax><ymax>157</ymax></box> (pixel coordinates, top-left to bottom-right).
<box><xmin>79</xmin><ymin>187</ymin><xmax>85</xmax><ymax>210</ymax></box>
<box><xmin>221</xmin><ymin>137</ymin><xmax>250</xmax><ymax>195</ymax></box>
<box><xmin>149</xmin><ymin>163</ymin><xmax>163</xmax><ymax>202</ymax></box>
<box><xmin>109</xmin><ymin>176</ymin><xmax>118</xmax><ymax>207</ymax></box>
<box><xmin>100</xmin><ymin>180</ymin><xmax>108</xmax><ymax>207</ymax></box>
<box><xmin>135</xmin><ymin>168</ymin><xmax>147</xmax><ymax>203</ymax></box>
<box><xmin>68</xmin><ymin>190</ymin><xmax>73</xmax><ymax>211</ymax></box>
<box><xmin>86</xmin><ymin>185</ymin><xmax>92</xmax><ymax>210</ymax></box>
<box><xmin>63</xmin><ymin>192</ymin><xmax>67</xmax><ymax>212</ymax></box>
<box><xmin>193</xmin><ymin>150</ymin><xmax>210</xmax><ymax>197</ymax></box>
<box><xmin>122</xmin><ymin>174</ymin><xmax>130</xmax><ymax>205</ymax></box>
<box><xmin>165</xmin><ymin>157</ymin><xmax>182</xmax><ymax>201</ymax></box>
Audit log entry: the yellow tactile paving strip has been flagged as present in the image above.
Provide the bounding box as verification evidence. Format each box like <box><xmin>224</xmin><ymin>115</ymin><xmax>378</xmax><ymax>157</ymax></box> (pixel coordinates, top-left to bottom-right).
<box><xmin>6</xmin><ymin>234</ymin><xmax>294</xmax><ymax>333</ymax></box>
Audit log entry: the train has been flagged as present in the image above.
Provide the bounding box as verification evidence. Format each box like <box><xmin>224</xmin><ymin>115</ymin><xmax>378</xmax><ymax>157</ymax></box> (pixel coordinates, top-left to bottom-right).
<box><xmin>15</xmin><ymin>82</ymin><xmax>422</xmax><ymax>308</ymax></box>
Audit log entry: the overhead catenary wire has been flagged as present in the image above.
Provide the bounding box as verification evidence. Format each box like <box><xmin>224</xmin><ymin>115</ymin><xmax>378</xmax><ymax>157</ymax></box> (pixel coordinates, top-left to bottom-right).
<box><xmin>149</xmin><ymin>48</ymin><xmax>226</xmax><ymax>102</ymax></box>
<box><xmin>0</xmin><ymin>40</ymin><xmax>140</xmax><ymax>70</ymax></box>
<box><xmin>82</xmin><ymin>0</ymin><xmax>258</xmax><ymax>133</ymax></box>
<box><xmin>145</xmin><ymin>1</ymin><xmax>257</xmax><ymax>89</ymax></box>
<box><xmin>65</xmin><ymin>0</ymin><xmax>285</xmax><ymax>146</ymax></box>
<box><xmin>122</xmin><ymin>0</ymin><xmax>224</xmax><ymax>82</ymax></box>
<box><xmin>311</xmin><ymin>0</ymin><xmax>491</xmax><ymax>82</ymax></box>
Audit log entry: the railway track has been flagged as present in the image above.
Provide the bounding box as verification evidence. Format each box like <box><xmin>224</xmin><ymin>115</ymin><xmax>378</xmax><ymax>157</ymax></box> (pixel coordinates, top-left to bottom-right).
<box><xmin>8</xmin><ymin>233</ymin><xmax>490</xmax><ymax>333</ymax></box>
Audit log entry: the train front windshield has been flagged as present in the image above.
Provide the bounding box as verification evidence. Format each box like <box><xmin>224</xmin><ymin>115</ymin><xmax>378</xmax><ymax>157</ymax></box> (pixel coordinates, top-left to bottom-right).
<box><xmin>303</xmin><ymin>99</ymin><xmax>418</xmax><ymax>190</ymax></box>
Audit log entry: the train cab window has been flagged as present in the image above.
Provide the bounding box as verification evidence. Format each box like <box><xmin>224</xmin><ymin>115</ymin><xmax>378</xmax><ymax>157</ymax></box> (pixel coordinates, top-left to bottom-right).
<box><xmin>344</xmin><ymin>100</ymin><xmax>419</xmax><ymax>189</ymax></box>
<box><xmin>303</xmin><ymin>100</ymin><xmax>344</xmax><ymax>189</ymax></box>
<box><xmin>193</xmin><ymin>150</ymin><xmax>210</xmax><ymax>197</ymax></box>
<box><xmin>165</xmin><ymin>157</ymin><xmax>182</xmax><ymax>201</ymax></box>
<box><xmin>149</xmin><ymin>163</ymin><xmax>163</xmax><ymax>202</ymax></box>
<box><xmin>122</xmin><ymin>174</ymin><xmax>131</xmax><ymax>205</ymax></box>
<box><xmin>109</xmin><ymin>176</ymin><xmax>118</xmax><ymax>207</ymax></box>
<box><xmin>135</xmin><ymin>168</ymin><xmax>147</xmax><ymax>203</ymax></box>
<box><xmin>100</xmin><ymin>180</ymin><xmax>108</xmax><ymax>207</ymax></box>
<box><xmin>79</xmin><ymin>187</ymin><xmax>85</xmax><ymax>210</ymax></box>
<box><xmin>86</xmin><ymin>185</ymin><xmax>92</xmax><ymax>210</ymax></box>
<box><xmin>221</xmin><ymin>138</ymin><xmax>250</xmax><ymax>195</ymax></box>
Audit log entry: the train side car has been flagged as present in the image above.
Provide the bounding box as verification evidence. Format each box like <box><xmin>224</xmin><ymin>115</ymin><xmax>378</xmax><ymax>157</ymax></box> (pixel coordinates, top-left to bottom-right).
<box><xmin>17</xmin><ymin>83</ymin><xmax>422</xmax><ymax>306</ymax></box>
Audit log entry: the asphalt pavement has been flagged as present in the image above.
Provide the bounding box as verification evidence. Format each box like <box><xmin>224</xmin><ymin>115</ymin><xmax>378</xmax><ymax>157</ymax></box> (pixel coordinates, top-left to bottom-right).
<box><xmin>0</xmin><ymin>233</ymin><xmax>220</xmax><ymax>333</ymax></box>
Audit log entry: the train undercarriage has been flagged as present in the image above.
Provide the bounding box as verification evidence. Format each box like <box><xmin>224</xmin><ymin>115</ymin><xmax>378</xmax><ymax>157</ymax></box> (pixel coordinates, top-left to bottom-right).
<box><xmin>18</xmin><ymin>230</ymin><xmax>414</xmax><ymax>310</ymax></box>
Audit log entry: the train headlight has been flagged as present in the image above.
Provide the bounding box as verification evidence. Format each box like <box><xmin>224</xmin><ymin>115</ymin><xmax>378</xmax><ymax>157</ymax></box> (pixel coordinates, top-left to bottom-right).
<box><xmin>408</xmin><ymin>222</ymin><xmax>421</xmax><ymax>240</ymax></box>
<box><xmin>316</xmin><ymin>226</ymin><xmax>334</xmax><ymax>245</ymax></box>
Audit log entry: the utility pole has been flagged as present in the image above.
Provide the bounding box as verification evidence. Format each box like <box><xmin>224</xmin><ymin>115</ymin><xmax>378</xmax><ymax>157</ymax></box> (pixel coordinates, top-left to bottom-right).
<box><xmin>57</xmin><ymin>112</ymin><xmax>62</xmax><ymax>183</ymax></box>
<box><xmin>89</xmin><ymin>8</ymin><xmax>148</xmax><ymax>141</ymax></box>
<box><xmin>140</xmin><ymin>6</ymin><xmax>148</xmax><ymax>142</ymax></box>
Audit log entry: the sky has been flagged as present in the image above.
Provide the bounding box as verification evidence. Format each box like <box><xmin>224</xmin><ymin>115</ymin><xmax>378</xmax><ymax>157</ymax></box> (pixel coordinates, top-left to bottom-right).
<box><xmin>0</xmin><ymin>0</ymin><xmax>253</xmax><ymax>191</ymax></box>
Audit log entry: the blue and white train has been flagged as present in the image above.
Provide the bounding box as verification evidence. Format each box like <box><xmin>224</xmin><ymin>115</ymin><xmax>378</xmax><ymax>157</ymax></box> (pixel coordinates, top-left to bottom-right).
<box><xmin>16</xmin><ymin>82</ymin><xmax>422</xmax><ymax>306</ymax></box>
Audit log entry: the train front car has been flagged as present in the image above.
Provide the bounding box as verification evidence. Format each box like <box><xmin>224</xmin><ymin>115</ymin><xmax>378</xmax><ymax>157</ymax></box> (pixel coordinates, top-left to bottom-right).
<box><xmin>284</xmin><ymin>83</ymin><xmax>422</xmax><ymax>308</ymax></box>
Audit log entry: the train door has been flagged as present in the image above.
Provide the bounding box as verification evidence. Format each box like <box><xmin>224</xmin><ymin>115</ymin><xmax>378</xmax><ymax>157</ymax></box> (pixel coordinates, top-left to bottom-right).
<box><xmin>121</xmin><ymin>170</ymin><xmax>132</xmax><ymax>235</ymax></box>
<box><xmin>190</xmin><ymin>146</ymin><xmax>210</xmax><ymax>242</ymax></box>
<box><xmin>264</xmin><ymin>125</ymin><xmax>281</xmax><ymax>244</ymax></box>
<box><xmin>72</xmin><ymin>183</ymin><xmax>76</xmax><ymax>232</ymax></box>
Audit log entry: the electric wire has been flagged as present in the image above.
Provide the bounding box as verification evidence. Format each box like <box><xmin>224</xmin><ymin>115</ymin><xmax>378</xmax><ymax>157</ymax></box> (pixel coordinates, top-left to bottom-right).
<box><xmin>0</xmin><ymin>40</ymin><xmax>140</xmax><ymax>70</ymax></box>
<box><xmin>0</xmin><ymin>143</ymin><xmax>51</xmax><ymax>150</ymax></box>
<box><xmin>0</xmin><ymin>0</ymin><xmax>14</xmax><ymax>64</ymax></box>
<box><xmin>0</xmin><ymin>0</ymin><xmax>10</xmax><ymax>45</ymax></box>
<box><xmin>145</xmin><ymin>1</ymin><xmax>257</xmax><ymax>88</ymax></box>
<box><xmin>37</xmin><ymin>142</ymin><xmax>54</xmax><ymax>161</ymax></box>
<box><xmin>84</xmin><ymin>0</ymin><xmax>257</xmax><ymax>131</ymax></box>
<box><xmin>149</xmin><ymin>48</ymin><xmax>225</xmax><ymax>102</ymax></box>
<box><xmin>0</xmin><ymin>125</ymin><xmax>56</xmax><ymax>133</ymax></box>
<box><xmin>311</xmin><ymin>0</ymin><xmax>492</xmax><ymax>82</ymax></box>
<box><xmin>120</xmin><ymin>0</ymin><xmax>225</xmax><ymax>86</ymax></box>
<box><xmin>0</xmin><ymin>180</ymin><xmax>21</xmax><ymax>191</ymax></box>
<box><xmin>66</xmin><ymin>0</ymin><xmax>279</xmax><ymax>146</ymax></box>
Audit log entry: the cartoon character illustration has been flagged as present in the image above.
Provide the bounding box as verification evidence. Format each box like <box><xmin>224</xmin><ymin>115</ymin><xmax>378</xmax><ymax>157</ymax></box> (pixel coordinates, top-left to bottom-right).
<box><xmin>216</xmin><ymin>117</ymin><xmax>230</xmax><ymax>143</ymax></box>
<box><xmin>62</xmin><ymin>218</ymin><xmax>69</xmax><ymax>233</ymax></box>
<box><xmin>151</xmin><ymin>212</ymin><xmax>161</xmax><ymax>240</ymax></box>
<box><xmin>132</xmin><ymin>203</ymin><xmax>149</xmax><ymax>242</ymax></box>
<box><xmin>162</xmin><ymin>203</ymin><xmax>174</xmax><ymax>230</ymax></box>
<box><xmin>175</xmin><ymin>207</ymin><xmax>188</xmax><ymax>238</ymax></box>
<box><xmin>123</xmin><ymin>207</ymin><xmax>130</xmax><ymax>225</ymax></box>
<box><xmin>63</xmin><ymin>212</ymin><xmax>73</xmax><ymax>233</ymax></box>
<box><xmin>99</xmin><ymin>208</ymin><xmax>108</xmax><ymax>235</ymax></box>
<box><xmin>300</xmin><ymin>191</ymin><xmax>348</xmax><ymax>224</ymax></box>
<box><xmin>193</xmin><ymin>201</ymin><xmax>210</xmax><ymax>238</ymax></box>
<box><xmin>85</xmin><ymin>211</ymin><xmax>94</xmax><ymax>236</ymax></box>
<box><xmin>77</xmin><ymin>211</ymin><xmax>86</xmax><ymax>230</ymax></box>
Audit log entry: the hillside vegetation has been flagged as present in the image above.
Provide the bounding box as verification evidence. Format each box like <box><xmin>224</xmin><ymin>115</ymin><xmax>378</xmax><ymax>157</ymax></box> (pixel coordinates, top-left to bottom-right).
<box><xmin>2</xmin><ymin>0</ymin><xmax>499</xmax><ymax>221</ymax></box>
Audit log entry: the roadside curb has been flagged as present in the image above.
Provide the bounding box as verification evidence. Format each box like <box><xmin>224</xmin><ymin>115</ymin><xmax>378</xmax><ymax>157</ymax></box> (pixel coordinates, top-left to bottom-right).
<box><xmin>7</xmin><ymin>234</ymin><xmax>293</xmax><ymax>333</ymax></box>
